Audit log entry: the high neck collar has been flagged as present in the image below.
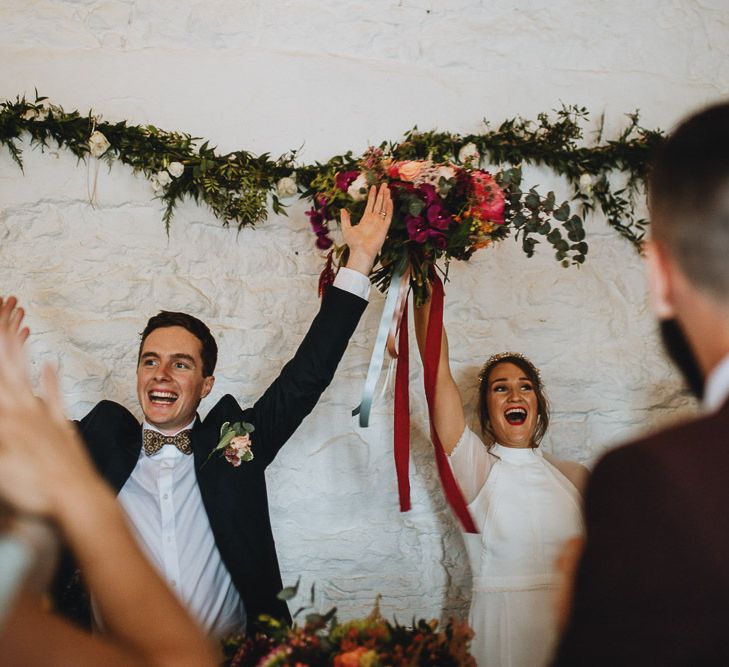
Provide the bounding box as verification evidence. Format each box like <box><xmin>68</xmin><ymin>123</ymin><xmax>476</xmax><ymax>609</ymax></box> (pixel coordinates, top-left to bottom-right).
<box><xmin>491</xmin><ymin>442</ymin><xmax>542</xmax><ymax>463</ymax></box>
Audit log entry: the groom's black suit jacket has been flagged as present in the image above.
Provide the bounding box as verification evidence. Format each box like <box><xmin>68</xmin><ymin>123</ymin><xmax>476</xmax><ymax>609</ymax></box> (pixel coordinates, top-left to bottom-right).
<box><xmin>553</xmin><ymin>399</ymin><xmax>729</xmax><ymax>665</ymax></box>
<box><xmin>52</xmin><ymin>285</ymin><xmax>367</xmax><ymax>629</ymax></box>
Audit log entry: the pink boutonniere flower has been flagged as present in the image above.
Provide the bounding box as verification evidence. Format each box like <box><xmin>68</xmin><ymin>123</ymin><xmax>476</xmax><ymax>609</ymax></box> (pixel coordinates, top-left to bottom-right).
<box><xmin>204</xmin><ymin>421</ymin><xmax>255</xmax><ymax>467</ymax></box>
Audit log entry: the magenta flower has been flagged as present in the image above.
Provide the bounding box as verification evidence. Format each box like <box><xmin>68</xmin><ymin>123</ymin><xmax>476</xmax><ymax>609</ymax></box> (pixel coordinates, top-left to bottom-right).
<box><xmin>335</xmin><ymin>171</ymin><xmax>360</xmax><ymax>193</ymax></box>
<box><xmin>406</xmin><ymin>214</ymin><xmax>447</xmax><ymax>246</ymax></box>
<box><xmin>406</xmin><ymin>214</ymin><xmax>427</xmax><ymax>242</ymax></box>
<box><xmin>426</xmin><ymin>203</ymin><xmax>450</xmax><ymax>230</ymax></box>
<box><xmin>419</xmin><ymin>183</ymin><xmax>439</xmax><ymax>204</ymax></box>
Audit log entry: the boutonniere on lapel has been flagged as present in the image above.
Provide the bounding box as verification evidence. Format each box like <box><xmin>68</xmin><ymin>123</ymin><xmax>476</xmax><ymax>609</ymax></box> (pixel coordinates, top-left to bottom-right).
<box><xmin>203</xmin><ymin>421</ymin><xmax>255</xmax><ymax>467</ymax></box>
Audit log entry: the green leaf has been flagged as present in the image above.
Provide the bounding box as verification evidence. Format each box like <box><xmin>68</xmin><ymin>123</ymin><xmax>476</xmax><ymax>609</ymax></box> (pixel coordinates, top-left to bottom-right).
<box><xmin>524</xmin><ymin>192</ymin><xmax>540</xmax><ymax>210</ymax></box>
<box><xmin>306</xmin><ymin>613</ymin><xmax>325</xmax><ymax>626</ymax></box>
<box><xmin>544</xmin><ymin>191</ymin><xmax>556</xmax><ymax>211</ymax></box>
<box><xmin>553</xmin><ymin>202</ymin><xmax>570</xmax><ymax>221</ymax></box>
<box><xmin>277</xmin><ymin>578</ymin><xmax>300</xmax><ymax>601</ymax></box>
<box><xmin>216</xmin><ymin>430</ymin><xmax>236</xmax><ymax>450</ymax></box>
<box><xmin>219</xmin><ymin>422</ymin><xmax>230</xmax><ymax>438</ymax></box>
<box><xmin>408</xmin><ymin>199</ymin><xmax>425</xmax><ymax>216</ymax></box>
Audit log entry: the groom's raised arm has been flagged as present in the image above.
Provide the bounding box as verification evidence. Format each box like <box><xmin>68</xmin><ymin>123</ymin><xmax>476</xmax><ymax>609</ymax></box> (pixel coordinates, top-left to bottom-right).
<box><xmin>250</xmin><ymin>184</ymin><xmax>393</xmax><ymax>467</ymax></box>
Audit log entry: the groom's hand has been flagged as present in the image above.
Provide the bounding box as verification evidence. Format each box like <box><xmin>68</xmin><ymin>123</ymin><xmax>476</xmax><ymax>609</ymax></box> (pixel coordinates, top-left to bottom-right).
<box><xmin>341</xmin><ymin>184</ymin><xmax>393</xmax><ymax>276</ymax></box>
<box><xmin>0</xmin><ymin>296</ymin><xmax>30</xmax><ymax>345</ymax></box>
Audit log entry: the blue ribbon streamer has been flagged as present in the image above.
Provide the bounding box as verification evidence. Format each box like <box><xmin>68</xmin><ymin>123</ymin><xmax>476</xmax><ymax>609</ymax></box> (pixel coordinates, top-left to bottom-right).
<box><xmin>353</xmin><ymin>260</ymin><xmax>408</xmax><ymax>427</ymax></box>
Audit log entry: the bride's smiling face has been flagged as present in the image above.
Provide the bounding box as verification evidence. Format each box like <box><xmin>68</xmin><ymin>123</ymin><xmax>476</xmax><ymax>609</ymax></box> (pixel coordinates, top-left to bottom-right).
<box><xmin>485</xmin><ymin>362</ymin><xmax>538</xmax><ymax>448</ymax></box>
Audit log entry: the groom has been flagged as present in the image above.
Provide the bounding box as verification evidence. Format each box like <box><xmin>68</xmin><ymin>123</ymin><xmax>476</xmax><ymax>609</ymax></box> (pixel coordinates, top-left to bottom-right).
<box><xmin>47</xmin><ymin>184</ymin><xmax>393</xmax><ymax>636</ymax></box>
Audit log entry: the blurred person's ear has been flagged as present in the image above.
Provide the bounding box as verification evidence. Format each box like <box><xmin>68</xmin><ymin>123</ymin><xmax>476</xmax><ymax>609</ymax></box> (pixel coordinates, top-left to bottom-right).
<box><xmin>645</xmin><ymin>239</ymin><xmax>676</xmax><ymax>319</ymax></box>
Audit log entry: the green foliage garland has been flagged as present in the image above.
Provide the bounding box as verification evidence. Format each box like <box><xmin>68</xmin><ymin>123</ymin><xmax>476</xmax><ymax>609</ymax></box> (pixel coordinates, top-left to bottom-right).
<box><xmin>0</xmin><ymin>93</ymin><xmax>663</xmax><ymax>252</ymax></box>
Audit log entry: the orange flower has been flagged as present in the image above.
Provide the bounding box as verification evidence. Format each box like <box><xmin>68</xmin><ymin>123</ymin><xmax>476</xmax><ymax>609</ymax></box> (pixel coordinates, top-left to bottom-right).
<box><xmin>334</xmin><ymin>646</ymin><xmax>369</xmax><ymax>667</ymax></box>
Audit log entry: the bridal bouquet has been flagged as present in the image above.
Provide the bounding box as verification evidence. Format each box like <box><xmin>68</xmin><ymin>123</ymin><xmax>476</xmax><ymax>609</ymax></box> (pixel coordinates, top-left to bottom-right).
<box><xmin>303</xmin><ymin>146</ymin><xmax>586</xmax><ymax>305</ymax></box>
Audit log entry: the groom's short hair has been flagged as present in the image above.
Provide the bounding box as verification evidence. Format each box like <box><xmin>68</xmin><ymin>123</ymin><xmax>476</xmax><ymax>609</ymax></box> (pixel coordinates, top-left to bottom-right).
<box><xmin>138</xmin><ymin>311</ymin><xmax>218</xmax><ymax>377</ymax></box>
<box><xmin>649</xmin><ymin>101</ymin><xmax>729</xmax><ymax>302</ymax></box>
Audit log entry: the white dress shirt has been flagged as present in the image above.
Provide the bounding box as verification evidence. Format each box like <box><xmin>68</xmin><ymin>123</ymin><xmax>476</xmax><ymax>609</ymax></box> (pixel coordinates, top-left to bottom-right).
<box><xmin>116</xmin><ymin>419</ymin><xmax>243</xmax><ymax>635</ymax></box>
<box><xmin>97</xmin><ymin>269</ymin><xmax>370</xmax><ymax>636</ymax></box>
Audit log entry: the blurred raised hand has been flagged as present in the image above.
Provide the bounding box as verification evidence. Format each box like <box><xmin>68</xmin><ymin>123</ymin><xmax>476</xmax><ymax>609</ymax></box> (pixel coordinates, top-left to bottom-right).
<box><xmin>0</xmin><ymin>296</ymin><xmax>30</xmax><ymax>346</ymax></box>
<box><xmin>0</xmin><ymin>303</ymin><xmax>103</xmax><ymax>518</ymax></box>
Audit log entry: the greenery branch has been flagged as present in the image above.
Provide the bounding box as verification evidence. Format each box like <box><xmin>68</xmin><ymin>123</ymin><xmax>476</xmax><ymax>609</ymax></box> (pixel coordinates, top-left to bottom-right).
<box><xmin>1</xmin><ymin>93</ymin><xmax>662</xmax><ymax>253</ymax></box>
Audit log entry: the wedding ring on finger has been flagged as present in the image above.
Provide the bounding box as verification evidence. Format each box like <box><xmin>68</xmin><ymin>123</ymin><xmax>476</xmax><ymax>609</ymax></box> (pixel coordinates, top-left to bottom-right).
<box><xmin>379</xmin><ymin>210</ymin><xmax>387</xmax><ymax>218</ymax></box>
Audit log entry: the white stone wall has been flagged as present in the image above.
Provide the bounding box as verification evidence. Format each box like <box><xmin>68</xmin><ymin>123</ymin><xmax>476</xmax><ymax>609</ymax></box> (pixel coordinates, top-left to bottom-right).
<box><xmin>1</xmin><ymin>0</ymin><xmax>727</xmax><ymax>622</ymax></box>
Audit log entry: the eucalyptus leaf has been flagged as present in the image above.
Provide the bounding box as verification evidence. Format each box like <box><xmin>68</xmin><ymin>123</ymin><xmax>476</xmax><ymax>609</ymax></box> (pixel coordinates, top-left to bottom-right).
<box><xmin>553</xmin><ymin>203</ymin><xmax>570</xmax><ymax>221</ymax></box>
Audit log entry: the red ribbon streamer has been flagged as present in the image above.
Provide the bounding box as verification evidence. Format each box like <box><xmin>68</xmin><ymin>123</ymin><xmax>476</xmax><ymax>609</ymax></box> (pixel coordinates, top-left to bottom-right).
<box><xmin>393</xmin><ymin>302</ymin><xmax>411</xmax><ymax>512</ymax></box>
<box><xmin>422</xmin><ymin>275</ymin><xmax>478</xmax><ymax>533</ymax></box>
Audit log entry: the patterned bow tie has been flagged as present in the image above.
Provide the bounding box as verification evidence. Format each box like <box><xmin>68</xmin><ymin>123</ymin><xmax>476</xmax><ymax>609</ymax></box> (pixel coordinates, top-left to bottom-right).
<box><xmin>143</xmin><ymin>429</ymin><xmax>193</xmax><ymax>456</ymax></box>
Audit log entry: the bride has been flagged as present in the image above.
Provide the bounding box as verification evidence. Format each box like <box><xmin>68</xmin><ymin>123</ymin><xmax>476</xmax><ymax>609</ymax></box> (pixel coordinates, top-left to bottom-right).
<box><xmin>414</xmin><ymin>298</ymin><xmax>587</xmax><ymax>667</ymax></box>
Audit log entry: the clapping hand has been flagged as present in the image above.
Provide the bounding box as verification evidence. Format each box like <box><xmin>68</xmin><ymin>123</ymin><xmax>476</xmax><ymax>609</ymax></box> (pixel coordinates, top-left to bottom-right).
<box><xmin>342</xmin><ymin>184</ymin><xmax>394</xmax><ymax>276</ymax></box>
<box><xmin>0</xmin><ymin>298</ymin><xmax>104</xmax><ymax>519</ymax></box>
<box><xmin>0</xmin><ymin>296</ymin><xmax>30</xmax><ymax>346</ymax></box>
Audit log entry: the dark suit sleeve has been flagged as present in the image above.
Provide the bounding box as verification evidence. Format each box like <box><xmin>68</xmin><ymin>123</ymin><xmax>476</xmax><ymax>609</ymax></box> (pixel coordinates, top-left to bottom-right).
<box><xmin>552</xmin><ymin>443</ymin><xmax>703</xmax><ymax>666</ymax></box>
<box><xmin>249</xmin><ymin>285</ymin><xmax>367</xmax><ymax>467</ymax></box>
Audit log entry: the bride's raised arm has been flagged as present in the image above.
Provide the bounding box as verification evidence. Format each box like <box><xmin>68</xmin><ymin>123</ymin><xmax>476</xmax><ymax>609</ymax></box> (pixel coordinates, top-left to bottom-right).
<box><xmin>412</xmin><ymin>297</ymin><xmax>467</xmax><ymax>454</ymax></box>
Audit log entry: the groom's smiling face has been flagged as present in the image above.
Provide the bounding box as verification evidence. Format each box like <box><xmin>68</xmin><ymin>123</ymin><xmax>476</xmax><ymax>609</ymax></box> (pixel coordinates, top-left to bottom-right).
<box><xmin>136</xmin><ymin>325</ymin><xmax>215</xmax><ymax>435</ymax></box>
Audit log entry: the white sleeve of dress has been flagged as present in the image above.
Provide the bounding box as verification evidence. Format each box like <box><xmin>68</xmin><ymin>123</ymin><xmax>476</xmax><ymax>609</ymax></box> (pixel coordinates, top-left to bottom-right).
<box><xmin>447</xmin><ymin>426</ymin><xmax>493</xmax><ymax>504</ymax></box>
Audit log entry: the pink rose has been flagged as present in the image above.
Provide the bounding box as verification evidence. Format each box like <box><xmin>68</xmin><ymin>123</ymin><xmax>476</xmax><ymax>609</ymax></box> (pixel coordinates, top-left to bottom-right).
<box><xmin>224</xmin><ymin>434</ymin><xmax>253</xmax><ymax>467</ymax></box>
<box><xmin>471</xmin><ymin>171</ymin><xmax>506</xmax><ymax>224</ymax></box>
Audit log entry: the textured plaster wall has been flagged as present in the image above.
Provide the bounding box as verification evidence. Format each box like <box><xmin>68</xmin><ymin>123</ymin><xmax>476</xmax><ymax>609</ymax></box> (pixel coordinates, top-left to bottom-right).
<box><xmin>1</xmin><ymin>0</ymin><xmax>728</xmax><ymax>622</ymax></box>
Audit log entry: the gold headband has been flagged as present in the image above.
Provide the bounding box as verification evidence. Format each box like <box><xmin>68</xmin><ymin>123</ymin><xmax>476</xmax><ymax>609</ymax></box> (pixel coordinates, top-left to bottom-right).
<box><xmin>478</xmin><ymin>351</ymin><xmax>542</xmax><ymax>384</ymax></box>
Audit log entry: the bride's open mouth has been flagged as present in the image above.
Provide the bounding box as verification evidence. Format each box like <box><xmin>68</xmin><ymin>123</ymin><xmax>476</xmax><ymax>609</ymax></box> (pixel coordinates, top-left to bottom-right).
<box><xmin>504</xmin><ymin>407</ymin><xmax>527</xmax><ymax>425</ymax></box>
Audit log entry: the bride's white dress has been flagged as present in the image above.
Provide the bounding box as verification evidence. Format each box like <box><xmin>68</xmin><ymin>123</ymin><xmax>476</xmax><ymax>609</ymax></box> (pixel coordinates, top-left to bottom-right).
<box><xmin>450</xmin><ymin>427</ymin><xmax>584</xmax><ymax>667</ymax></box>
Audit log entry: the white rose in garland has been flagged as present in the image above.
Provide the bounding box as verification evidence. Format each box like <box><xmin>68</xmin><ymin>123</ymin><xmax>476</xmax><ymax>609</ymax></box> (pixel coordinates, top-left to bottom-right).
<box><xmin>167</xmin><ymin>161</ymin><xmax>185</xmax><ymax>178</ymax></box>
<box><xmin>276</xmin><ymin>175</ymin><xmax>298</xmax><ymax>198</ymax></box>
<box><xmin>88</xmin><ymin>130</ymin><xmax>111</xmax><ymax>158</ymax></box>
<box><xmin>458</xmin><ymin>142</ymin><xmax>480</xmax><ymax>165</ymax></box>
<box><xmin>579</xmin><ymin>173</ymin><xmax>593</xmax><ymax>194</ymax></box>
<box><xmin>151</xmin><ymin>169</ymin><xmax>172</xmax><ymax>193</ymax></box>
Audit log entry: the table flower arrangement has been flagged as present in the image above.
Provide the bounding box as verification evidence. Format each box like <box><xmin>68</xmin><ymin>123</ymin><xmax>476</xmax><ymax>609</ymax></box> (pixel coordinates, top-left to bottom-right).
<box><xmin>224</xmin><ymin>590</ymin><xmax>475</xmax><ymax>667</ymax></box>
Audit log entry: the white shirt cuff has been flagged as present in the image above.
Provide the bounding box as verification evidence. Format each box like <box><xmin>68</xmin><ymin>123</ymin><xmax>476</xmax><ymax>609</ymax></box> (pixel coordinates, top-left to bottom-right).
<box><xmin>333</xmin><ymin>267</ymin><xmax>370</xmax><ymax>302</ymax></box>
